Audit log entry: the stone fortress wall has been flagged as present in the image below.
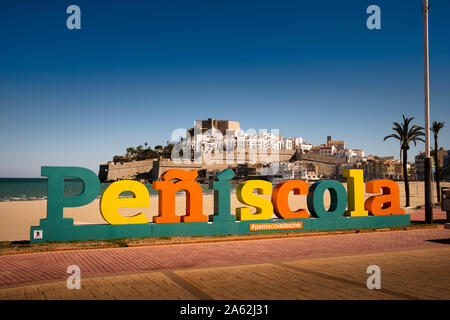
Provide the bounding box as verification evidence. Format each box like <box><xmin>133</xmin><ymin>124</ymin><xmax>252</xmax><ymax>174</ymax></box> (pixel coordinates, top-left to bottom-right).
<box><xmin>98</xmin><ymin>149</ymin><xmax>347</xmax><ymax>182</ymax></box>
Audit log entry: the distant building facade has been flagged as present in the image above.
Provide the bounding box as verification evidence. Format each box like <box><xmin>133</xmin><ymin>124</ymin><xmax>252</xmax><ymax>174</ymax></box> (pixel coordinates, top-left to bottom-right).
<box><xmin>415</xmin><ymin>152</ymin><xmax>434</xmax><ymax>181</ymax></box>
<box><xmin>443</xmin><ymin>151</ymin><xmax>450</xmax><ymax>181</ymax></box>
<box><xmin>362</xmin><ymin>156</ymin><xmax>403</xmax><ymax>180</ymax></box>
<box><xmin>327</xmin><ymin>136</ymin><xmax>345</xmax><ymax>149</ymax></box>
<box><xmin>188</xmin><ymin>118</ymin><xmax>313</xmax><ymax>155</ymax></box>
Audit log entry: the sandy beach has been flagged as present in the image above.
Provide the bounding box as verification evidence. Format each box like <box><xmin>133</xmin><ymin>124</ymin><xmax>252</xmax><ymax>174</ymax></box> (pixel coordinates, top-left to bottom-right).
<box><xmin>0</xmin><ymin>181</ymin><xmax>447</xmax><ymax>241</ymax></box>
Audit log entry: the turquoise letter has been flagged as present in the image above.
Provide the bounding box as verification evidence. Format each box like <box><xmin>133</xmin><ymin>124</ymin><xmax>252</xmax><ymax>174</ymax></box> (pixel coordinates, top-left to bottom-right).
<box><xmin>210</xmin><ymin>169</ymin><xmax>236</xmax><ymax>222</ymax></box>
<box><xmin>40</xmin><ymin>167</ymin><xmax>100</xmax><ymax>226</ymax></box>
<box><xmin>307</xmin><ymin>180</ymin><xmax>347</xmax><ymax>218</ymax></box>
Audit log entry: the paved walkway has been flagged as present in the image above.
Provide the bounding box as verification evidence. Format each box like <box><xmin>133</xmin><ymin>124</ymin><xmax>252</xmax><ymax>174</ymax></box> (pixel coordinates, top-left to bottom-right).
<box><xmin>0</xmin><ymin>228</ymin><xmax>449</xmax><ymax>299</ymax></box>
<box><xmin>409</xmin><ymin>208</ymin><xmax>447</xmax><ymax>222</ymax></box>
<box><xmin>1</xmin><ymin>247</ymin><xmax>449</xmax><ymax>300</ymax></box>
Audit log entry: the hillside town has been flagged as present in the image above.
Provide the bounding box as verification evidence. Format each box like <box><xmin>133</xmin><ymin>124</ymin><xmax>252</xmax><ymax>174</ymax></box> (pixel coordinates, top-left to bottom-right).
<box><xmin>98</xmin><ymin>118</ymin><xmax>450</xmax><ymax>184</ymax></box>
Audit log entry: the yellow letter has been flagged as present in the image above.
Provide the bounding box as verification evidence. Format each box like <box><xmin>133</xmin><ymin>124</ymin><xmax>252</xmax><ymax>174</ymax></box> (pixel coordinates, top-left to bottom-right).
<box><xmin>236</xmin><ymin>180</ymin><xmax>273</xmax><ymax>221</ymax></box>
<box><xmin>100</xmin><ymin>180</ymin><xmax>150</xmax><ymax>224</ymax></box>
<box><xmin>343</xmin><ymin>169</ymin><xmax>368</xmax><ymax>217</ymax></box>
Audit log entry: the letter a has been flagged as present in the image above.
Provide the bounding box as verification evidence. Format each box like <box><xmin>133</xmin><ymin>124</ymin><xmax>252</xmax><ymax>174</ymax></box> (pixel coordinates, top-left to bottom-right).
<box><xmin>66</xmin><ymin>5</ymin><xmax>81</xmax><ymax>30</ymax></box>
<box><xmin>364</xmin><ymin>179</ymin><xmax>405</xmax><ymax>215</ymax></box>
<box><xmin>66</xmin><ymin>265</ymin><xmax>81</xmax><ymax>289</ymax></box>
<box><xmin>366</xmin><ymin>265</ymin><xmax>381</xmax><ymax>289</ymax></box>
<box><xmin>366</xmin><ymin>5</ymin><xmax>381</xmax><ymax>30</ymax></box>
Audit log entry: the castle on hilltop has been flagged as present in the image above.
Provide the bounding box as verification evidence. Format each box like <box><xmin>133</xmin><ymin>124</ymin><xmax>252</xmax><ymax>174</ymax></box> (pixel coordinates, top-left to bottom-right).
<box><xmin>99</xmin><ymin>118</ymin><xmax>385</xmax><ymax>183</ymax></box>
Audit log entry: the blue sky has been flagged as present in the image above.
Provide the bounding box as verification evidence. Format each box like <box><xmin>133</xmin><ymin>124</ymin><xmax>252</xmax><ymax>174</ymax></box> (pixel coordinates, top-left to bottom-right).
<box><xmin>0</xmin><ymin>0</ymin><xmax>449</xmax><ymax>177</ymax></box>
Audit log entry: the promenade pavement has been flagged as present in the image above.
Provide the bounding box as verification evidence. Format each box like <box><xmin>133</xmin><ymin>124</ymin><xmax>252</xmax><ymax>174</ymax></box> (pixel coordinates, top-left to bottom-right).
<box><xmin>409</xmin><ymin>208</ymin><xmax>447</xmax><ymax>222</ymax></box>
<box><xmin>1</xmin><ymin>226</ymin><xmax>449</xmax><ymax>300</ymax></box>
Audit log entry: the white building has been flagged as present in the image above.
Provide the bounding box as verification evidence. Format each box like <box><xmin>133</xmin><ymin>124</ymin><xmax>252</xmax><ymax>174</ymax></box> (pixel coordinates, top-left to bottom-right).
<box><xmin>279</xmin><ymin>161</ymin><xmax>308</xmax><ymax>180</ymax></box>
<box><xmin>189</xmin><ymin>124</ymin><xmax>314</xmax><ymax>156</ymax></box>
<box><xmin>301</xmin><ymin>142</ymin><xmax>313</xmax><ymax>152</ymax></box>
<box><xmin>352</xmin><ymin>149</ymin><xmax>365</xmax><ymax>162</ymax></box>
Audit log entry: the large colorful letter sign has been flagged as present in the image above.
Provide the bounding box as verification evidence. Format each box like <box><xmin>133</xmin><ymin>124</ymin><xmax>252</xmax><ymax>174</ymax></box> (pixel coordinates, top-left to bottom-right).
<box><xmin>30</xmin><ymin>167</ymin><xmax>410</xmax><ymax>243</ymax></box>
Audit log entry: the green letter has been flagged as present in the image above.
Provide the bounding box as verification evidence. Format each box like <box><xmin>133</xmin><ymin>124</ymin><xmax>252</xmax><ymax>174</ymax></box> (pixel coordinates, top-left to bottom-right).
<box><xmin>307</xmin><ymin>180</ymin><xmax>347</xmax><ymax>218</ymax></box>
<box><xmin>40</xmin><ymin>166</ymin><xmax>100</xmax><ymax>226</ymax></box>
<box><xmin>210</xmin><ymin>169</ymin><xmax>236</xmax><ymax>222</ymax></box>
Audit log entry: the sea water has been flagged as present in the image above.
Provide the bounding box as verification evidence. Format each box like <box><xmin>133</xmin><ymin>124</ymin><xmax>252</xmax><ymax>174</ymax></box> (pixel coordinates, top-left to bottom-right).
<box><xmin>0</xmin><ymin>178</ymin><xmax>214</xmax><ymax>202</ymax></box>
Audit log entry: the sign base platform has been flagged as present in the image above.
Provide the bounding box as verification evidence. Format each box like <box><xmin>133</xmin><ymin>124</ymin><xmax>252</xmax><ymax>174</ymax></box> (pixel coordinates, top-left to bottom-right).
<box><xmin>30</xmin><ymin>214</ymin><xmax>410</xmax><ymax>243</ymax></box>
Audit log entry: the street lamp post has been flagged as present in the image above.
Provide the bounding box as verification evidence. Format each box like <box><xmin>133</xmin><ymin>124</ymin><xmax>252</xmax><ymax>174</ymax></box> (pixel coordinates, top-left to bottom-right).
<box><xmin>423</xmin><ymin>0</ymin><xmax>433</xmax><ymax>223</ymax></box>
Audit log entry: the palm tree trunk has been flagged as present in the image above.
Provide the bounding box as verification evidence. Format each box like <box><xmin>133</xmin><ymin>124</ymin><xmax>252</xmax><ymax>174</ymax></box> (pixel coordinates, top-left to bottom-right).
<box><xmin>434</xmin><ymin>136</ymin><xmax>441</xmax><ymax>202</ymax></box>
<box><xmin>403</xmin><ymin>148</ymin><xmax>410</xmax><ymax>207</ymax></box>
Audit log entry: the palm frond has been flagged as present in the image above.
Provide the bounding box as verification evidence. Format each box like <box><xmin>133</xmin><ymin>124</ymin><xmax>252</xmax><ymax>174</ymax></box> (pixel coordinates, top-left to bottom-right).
<box><xmin>431</xmin><ymin>121</ymin><xmax>445</xmax><ymax>134</ymax></box>
<box><xmin>384</xmin><ymin>115</ymin><xmax>425</xmax><ymax>157</ymax></box>
<box><xmin>383</xmin><ymin>133</ymin><xmax>401</xmax><ymax>141</ymax></box>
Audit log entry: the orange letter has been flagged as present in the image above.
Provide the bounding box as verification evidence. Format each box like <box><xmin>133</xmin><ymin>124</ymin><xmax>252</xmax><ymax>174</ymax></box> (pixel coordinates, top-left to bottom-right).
<box><xmin>272</xmin><ymin>180</ymin><xmax>310</xmax><ymax>219</ymax></box>
<box><xmin>152</xmin><ymin>169</ymin><xmax>207</xmax><ymax>223</ymax></box>
<box><xmin>364</xmin><ymin>179</ymin><xmax>405</xmax><ymax>215</ymax></box>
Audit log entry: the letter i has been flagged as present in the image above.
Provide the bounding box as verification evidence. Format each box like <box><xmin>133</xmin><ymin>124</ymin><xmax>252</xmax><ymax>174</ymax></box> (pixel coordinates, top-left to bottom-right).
<box><xmin>210</xmin><ymin>169</ymin><xmax>236</xmax><ymax>222</ymax></box>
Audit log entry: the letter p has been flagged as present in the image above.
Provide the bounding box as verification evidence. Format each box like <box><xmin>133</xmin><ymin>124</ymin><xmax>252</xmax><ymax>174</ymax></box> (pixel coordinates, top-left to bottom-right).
<box><xmin>40</xmin><ymin>167</ymin><xmax>100</xmax><ymax>226</ymax></box>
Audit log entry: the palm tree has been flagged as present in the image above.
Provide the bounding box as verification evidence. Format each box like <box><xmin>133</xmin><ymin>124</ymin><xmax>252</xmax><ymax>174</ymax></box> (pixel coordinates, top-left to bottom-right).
<box><xmin>384</xmin><ymin>115</ymin><xmax>425</xmax><ymax>207</ymax></box>
<box><xmin>431</xmin><ymin>121</ymin><xmax>445</xmax><ymax>202</ymax></box>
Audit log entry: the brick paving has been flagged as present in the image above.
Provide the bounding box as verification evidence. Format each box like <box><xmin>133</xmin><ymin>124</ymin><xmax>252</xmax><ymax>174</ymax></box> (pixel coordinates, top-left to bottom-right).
<box><xmin>1</xmin><ymin>246</ymin><xmax>449</xmax><ymax>300</ymax></box>
<box><xmin>281</xmin><ymin>247</ymin><xmax>450</xmax><ymax>299</ymax></box>
<box><xmin>175</xmin><ymin>247</ymin><xmax>450</xmax><ymax>300</ymax></box>
<box><xmin>0</xmin><ymin>228</ymin><xmax>449</xmax><ymax>291</ymax></box>
<box><xmin>408</xmin><ymin>208</ymin><xmax>447</xmax><ymax>222</ymax></box>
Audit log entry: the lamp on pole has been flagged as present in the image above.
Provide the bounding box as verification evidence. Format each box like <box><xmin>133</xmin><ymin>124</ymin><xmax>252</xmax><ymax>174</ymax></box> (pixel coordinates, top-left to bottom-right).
<box><xmin>423</xmin><ymin>0</ymin><xmax>433</xmax><ymax>223</ymax></box>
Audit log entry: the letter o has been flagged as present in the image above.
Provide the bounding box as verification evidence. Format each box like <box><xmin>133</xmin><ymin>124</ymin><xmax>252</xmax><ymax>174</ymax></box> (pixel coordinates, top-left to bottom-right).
<box><xmin>307</xmin><ymin>180</ymin><xmax>347</xmax><ymax>218</ymax></box>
